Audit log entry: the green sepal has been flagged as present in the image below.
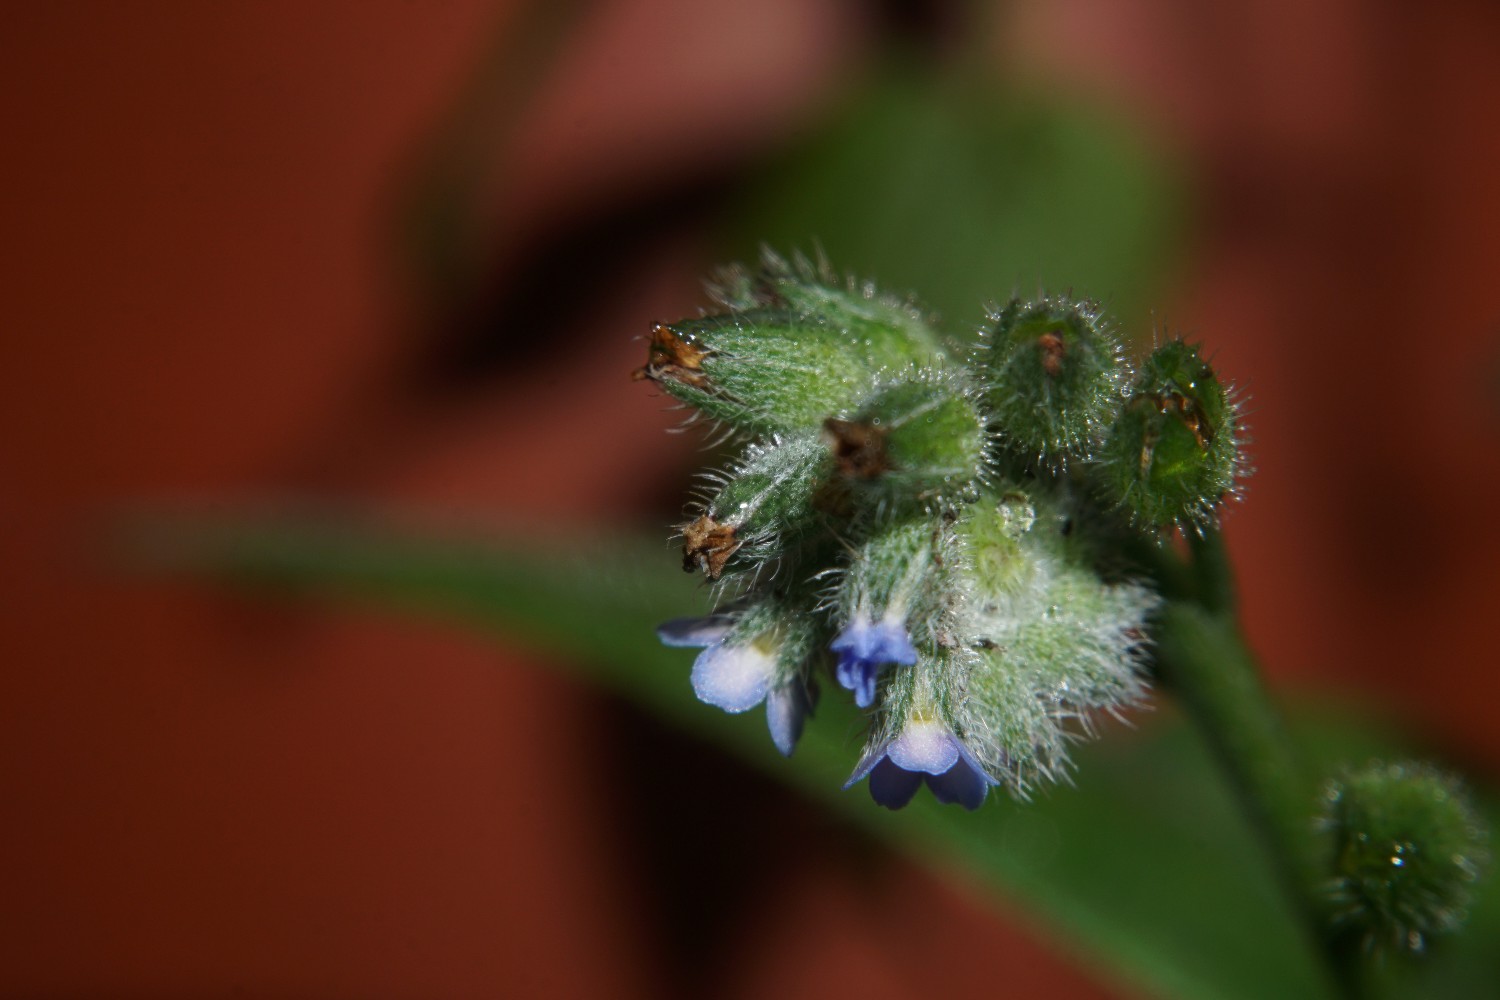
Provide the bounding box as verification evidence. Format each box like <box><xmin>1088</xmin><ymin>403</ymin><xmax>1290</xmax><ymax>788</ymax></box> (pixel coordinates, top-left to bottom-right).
<box><xmin>975</xmin><ymin>296</ymin><xmax>1128</xmax><ymax>465</ymax></box>
<box><xmin>682</xmin><ymin>433</ymin><xmax>830</xmax><ymax>581</ymax></box>
<box><xmin>639</xmin><ymin>252</ymin><xmax>950</xmax><ymax>436</ymax></box>
<box><xmin>826</xmin><ymin>372</ymin><xmax>986</xmax><ymax>516</ymax></box>
<box><xmin>861</xmin><ymin>647</ymin><xmax>971</xmax><ymax>750</ymax></box>
<box><xmin>707</xmin><ymin>248</ymin><xmax>949</xmax><ymax>362</ymax></box>
<box><xmin>1097</xmin><ymin>339</ymin><xmax>1242</xmax><ymax>532</ymax></box>
<box><xmin>953</xmin><ymin>486</ymin><xmax>1158</xmax><ymax>793</ymax></box>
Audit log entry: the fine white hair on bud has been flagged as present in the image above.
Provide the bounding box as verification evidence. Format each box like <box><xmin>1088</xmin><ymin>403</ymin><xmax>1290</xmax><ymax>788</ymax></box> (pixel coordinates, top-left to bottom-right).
<box><xmin>826</xmin><ymin>367</ymin><xmax>989</xmax><ymax>519</ymax></box>
<box><xmin>636</xmin><ymin>250</ymin><xmax>952</xmax><ymax>438</ymax></box>
<box><xmin>641</xmin><ymin>250</ymin><xmax>1239</xmax><ymax>810</ymax></box>
<box><xmin>952</xmin><ymin>486</ymin><xmax>1158</xmax><ymax>793</ymax></box>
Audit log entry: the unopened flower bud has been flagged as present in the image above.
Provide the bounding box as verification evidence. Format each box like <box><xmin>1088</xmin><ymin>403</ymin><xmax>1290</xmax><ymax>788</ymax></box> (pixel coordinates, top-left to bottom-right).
<box><xmin>682</xmin><ymin>433</ymin><xmax>829</xmax><ymax>581</ymax></box>
<box><xmin>1322</xmin><ymin>761</ymin><xmax>1489</xmax><ymax>954</ymax></box>
<box><xmin>974</xmin><ymin>296</ymin><xmax>1128</xmax><ymax>465</ymax></box>
<box><xmin>707</xmin><ymin>248</ymin><xmax>948</xmax><ymax>364</ymax></box>
<box><xmin>824</xmin><ymin>372</ymin><xmax>985</xmax><ymax>515</ymax></box>
<box><xmin>637</xmin><ymin>253</ymin><xmax>950</xmax><ymax>436</ymax></box>
<box><xmin>1097</xmin><ymin>339</ymin><xmax>1243</xmax><ymax>531</ymax></box>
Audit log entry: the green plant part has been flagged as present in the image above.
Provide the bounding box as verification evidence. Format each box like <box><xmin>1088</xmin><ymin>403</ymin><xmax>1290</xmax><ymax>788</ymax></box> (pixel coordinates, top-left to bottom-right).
<box><xmin>974</xmin><ymin>296</ymin><xmax>1129</xmax><ymax>466</ymax></box>
<box><xmin>681</xmin><ymin>432</ymin><xmax>830</xmax><ymax>582</ymax></box>
<box><xmin>643</xmin><ymin>254</ymin><xmax>1225</xmax><ymax>809</ymax></box>
<box><xmin>636</xmin><ymin>251</ymin><xmax>949</xmax><ymax>436</ymax></box>
<box><xmin>1322</xmin><ymin>760</ymin><xmax>1490</xmax><ymax>955</ymax></box>
<box><xmin>707</xmin><ymin>248</ymin><xmax>950</xmax><ymax>362</ymax></box>
<box><xmin>954</xmin><ymin>486</ymin><xmax>1157</xmax><ymax>793</ymax></box>
<box><xmin>825</xmin><ymin>370</ymin><xmax>987</xmax><ymax>517</ymax></box>
<box><xmin>1097</xmin><ymin>339</ymin><xmax>1244</xmax><ymax>532</ymax></box>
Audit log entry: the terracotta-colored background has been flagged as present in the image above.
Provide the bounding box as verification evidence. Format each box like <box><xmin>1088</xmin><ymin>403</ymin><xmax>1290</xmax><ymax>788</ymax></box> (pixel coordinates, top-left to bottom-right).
<box><xmin>4</xmin><ymin>2</ymin><xmax>1499</xmax><ymax>996</ymax></box>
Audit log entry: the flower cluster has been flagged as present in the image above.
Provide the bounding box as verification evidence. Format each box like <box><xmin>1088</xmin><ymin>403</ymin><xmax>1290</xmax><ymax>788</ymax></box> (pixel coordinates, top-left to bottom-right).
<box><xmin>636</xmin><ymin>250</ymin><xmax>1244</xmax><ymax>810</ymax></box>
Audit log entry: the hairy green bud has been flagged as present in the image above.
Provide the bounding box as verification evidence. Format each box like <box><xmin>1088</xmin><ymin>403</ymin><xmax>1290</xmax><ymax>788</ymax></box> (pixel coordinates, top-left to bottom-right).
<box><xmin>682</xmin><ymin>433</ymin><xmax>830</xmax><ymax>581</ymax></box>
<box><xmin>1322</xmin><ymin>761</ymin><xmax>1490</xmax><ymax>954</ymax></box>
<box><xmin>707</xmin><ymin>248</ymin><xmax>948</xmax><ymax>361</ymax></box>
<box><xmin>1096</xmin><ymin>339</ymin><xmax>1243</xmax><ymax>532</ymax></box>
<box><xmin>825</xmin><ymin>372</ymin><xmax>986</xmax><ymax>515</ymax></box>
<box><xmin>974</xmin><ymin>296</ymin><xmax>1128</xmax><ymax>465</ymax></box>
<box><xmin>637</xmin><ymin>252</ymin><xmax>949</xmax><ymax>435</ymax></box>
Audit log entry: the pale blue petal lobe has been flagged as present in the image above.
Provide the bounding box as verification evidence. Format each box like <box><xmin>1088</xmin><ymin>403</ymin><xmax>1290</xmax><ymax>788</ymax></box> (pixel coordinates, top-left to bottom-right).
<box><xmin>691</xmin><ymin>643</ymin><xmax>773</xmax><ymax>713</ymax></box>
<box><xmin>765</xmin><ymin>682</ymin><xmax>811</xmax><ymax>757</ymax></box>
<box><xmin>887</xmin><ymin>720</ymin><xmax>960</xmax><ymax>775</ymax></box>
<box><xmin>656</xmin><ymin>615</ymin><xmax>736</xmax><ymax>648</ymax></box>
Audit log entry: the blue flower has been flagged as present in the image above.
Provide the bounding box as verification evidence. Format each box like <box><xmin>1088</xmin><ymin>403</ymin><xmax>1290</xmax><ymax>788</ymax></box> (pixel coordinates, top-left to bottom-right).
<box><xmin>844</xmin><ymin>718</ymin><xmax>999</xmax><ymax>810</ymax></box>
<box><xmin>829</xmin><ymin>616</ymin><xmax>919</xmax><ymax>708</ymax></box>
<box><xmin>657</xmin><ymin>616</ymin><xmax>813</xmax><ymax>756</ymax></box>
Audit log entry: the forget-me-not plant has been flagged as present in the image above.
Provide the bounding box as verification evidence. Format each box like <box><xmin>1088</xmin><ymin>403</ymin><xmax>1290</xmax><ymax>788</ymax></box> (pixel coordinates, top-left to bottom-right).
<box><xmin>634</xmin><ymin>249</ymin><xmax>1488</xmax><ymax>978</ymax></box>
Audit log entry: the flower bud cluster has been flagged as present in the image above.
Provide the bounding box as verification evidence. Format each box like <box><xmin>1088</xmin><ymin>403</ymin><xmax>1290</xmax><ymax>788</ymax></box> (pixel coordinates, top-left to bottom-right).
<box><xmin>637</xmin><ymin>250</ymin><xmax>1246</xmax><ymax>809</ymax></box>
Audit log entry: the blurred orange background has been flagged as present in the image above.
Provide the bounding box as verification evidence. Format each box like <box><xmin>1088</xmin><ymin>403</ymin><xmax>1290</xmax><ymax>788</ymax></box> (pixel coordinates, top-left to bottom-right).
<box><xmin>4</xmin><ymin>2</ymin><xmax>1499</xmax><ymax>996</ymax></box>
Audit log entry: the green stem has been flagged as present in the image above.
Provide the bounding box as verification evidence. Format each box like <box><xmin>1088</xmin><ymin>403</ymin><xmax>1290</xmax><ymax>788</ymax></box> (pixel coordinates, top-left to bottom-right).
<box><xmin>1153</xmin><ymin>603</ymin><xmax>1323</xmax><ymax>906</ymax></box>
<box><xmin>1151</xmin><ymin>537</ymin><xmax>1359</xmax><ymax>999</ymax></box>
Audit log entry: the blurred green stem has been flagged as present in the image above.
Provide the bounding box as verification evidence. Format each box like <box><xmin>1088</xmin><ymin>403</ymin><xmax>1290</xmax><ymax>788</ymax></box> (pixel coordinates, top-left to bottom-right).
<box><xmin>1151</xmin><ymin>533</ymin><xmax>1354</xmax><ymax>998</ymax></box>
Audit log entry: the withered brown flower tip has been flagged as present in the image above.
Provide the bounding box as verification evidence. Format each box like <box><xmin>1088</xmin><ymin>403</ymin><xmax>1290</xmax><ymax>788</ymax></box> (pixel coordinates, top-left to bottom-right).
<box><xmin>681</xmin><ymin>514</ymin><xmax>741</xmax><ymax>579</ymax></box>
<box><xmin>633</xmin><ymin>322</ymin><xmax>711</xmax><ymax>388</ymax></box>
<box><xmin>1037</xmin><ymin>330</ymin><xmax>1067</xmax><ymax>378</ymax></box>
<box><xmin>1155</xmin><ymin>391</ymin><xmax>1215</xmax><ymax>449</ymax></box>
<box><xmin>824</xmin><ymin>417</ymin><xmax>891</xmax><ymax>479</ymax></box>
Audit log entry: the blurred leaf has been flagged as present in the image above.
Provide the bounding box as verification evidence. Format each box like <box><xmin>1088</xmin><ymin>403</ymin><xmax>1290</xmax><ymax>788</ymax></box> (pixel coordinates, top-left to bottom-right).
<box><xmin>133</xmin><ymin>516</ymin><xmax>1500</xmax><ymax>999</ymax></box>
<box><xmin>723</xmin><ymin>74</ymin><xmax>1185</xmax><ymax>336</ymax></box>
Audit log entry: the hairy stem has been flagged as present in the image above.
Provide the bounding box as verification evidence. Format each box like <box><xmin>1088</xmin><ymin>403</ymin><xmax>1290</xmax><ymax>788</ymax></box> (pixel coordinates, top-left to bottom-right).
<box><xmin>1151</xmin><ymin>537</ymin><xmax>1356</xmax><ymax>998</ymax></box>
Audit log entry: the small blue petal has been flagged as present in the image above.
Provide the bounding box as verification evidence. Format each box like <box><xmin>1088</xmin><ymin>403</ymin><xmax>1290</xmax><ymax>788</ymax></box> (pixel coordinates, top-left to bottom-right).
<box><xmin>691</xmin><ymin>642</ymin><xmax>774</xmax><ymax>713</ymax></box>
<box><xmin>765</xmin><ymin>682</ymin><xmax>812</xmax><ymax>757</ymax></box>
<box><xmin>830</xmin><ymin>618</ymin><xmax>919</xmax><ymax>707</ymax></box>
<box><xmin>886</xmin><ymin>719</ymin><xmax>960</xmax><ymax>775</ymax></box>
<box><xmin>868</xmin><ymin>757</ymin><xmax>922</xmax><ymax>810</ymax></box>
<box><xmin>656</xmin><ymin>615</ymin><xmax>735</xmax><ymax>648</ymax></box>
<box><xmin>843</xmin><ymin>739</ymin><xmax>892</xmax><ymax>790</ymax></box>
<box><xmin>927</xmin><ymin>759</ymin><xmax>990</xmax><ymax>811</ymax></box>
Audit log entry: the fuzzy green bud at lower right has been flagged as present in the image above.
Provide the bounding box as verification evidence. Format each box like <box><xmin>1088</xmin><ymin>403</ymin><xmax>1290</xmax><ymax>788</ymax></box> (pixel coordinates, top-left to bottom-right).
<box><xmin>1322</xmin><ymin>761</ymin><xmax>1489</xmax><ymax>954</ymax></box>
